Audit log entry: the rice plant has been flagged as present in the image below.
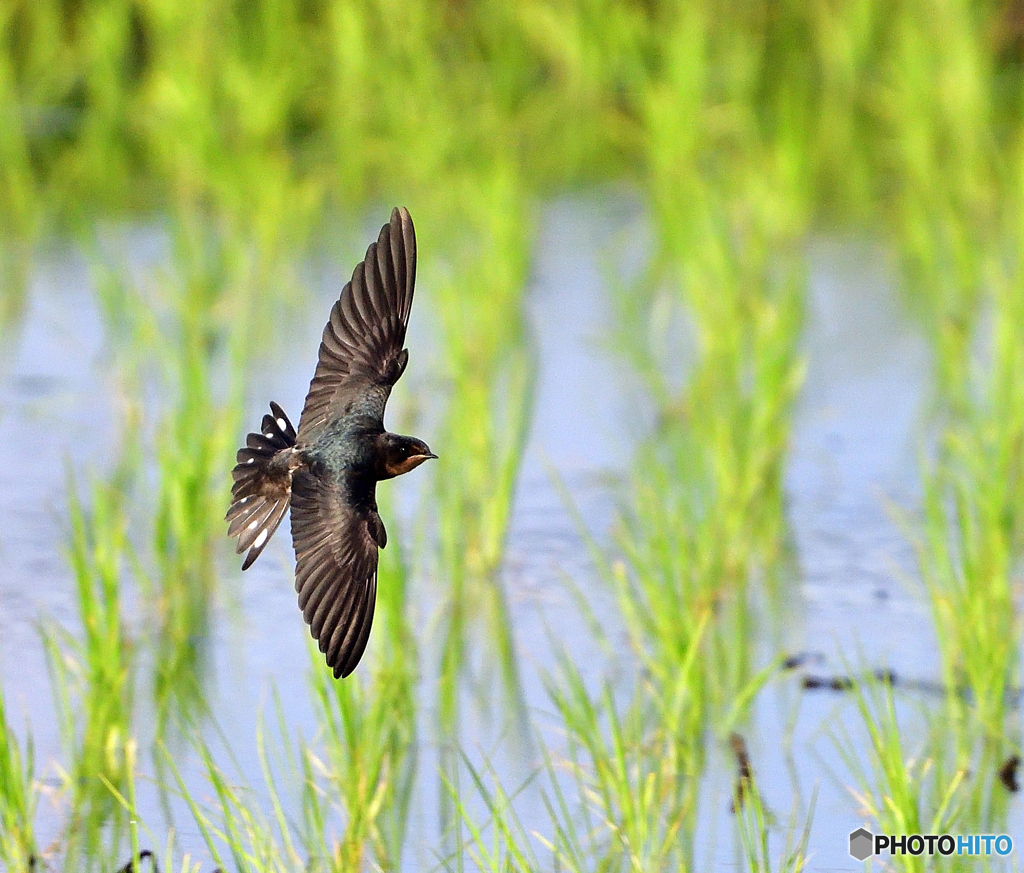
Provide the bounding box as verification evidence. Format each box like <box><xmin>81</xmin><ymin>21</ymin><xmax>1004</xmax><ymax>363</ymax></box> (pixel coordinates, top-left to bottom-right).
<box><xmin>43</xmin><ymin>475</ymin><xmax>137</xmax><ymax>867</ymax></box>
<box><xmin>834</xmin><ymin>676</ymin><xmax>973</xmax><ymax>873</ymax></box>
<box><xmin>0</xmin><ymin>680</ymin><xmax>37</xmax><ymax>871</ymax></box>
<box><xmin>427</xmin><ymin>169</ymin><xmax>536</xmax><ymax>728</ymax></box>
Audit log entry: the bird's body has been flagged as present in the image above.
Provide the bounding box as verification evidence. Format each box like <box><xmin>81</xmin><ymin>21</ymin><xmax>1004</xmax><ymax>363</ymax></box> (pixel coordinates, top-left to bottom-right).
<box><xmin>226</xmin><ymin>208</ymin><xmax>435</xmax><ymax>678</ymax></box>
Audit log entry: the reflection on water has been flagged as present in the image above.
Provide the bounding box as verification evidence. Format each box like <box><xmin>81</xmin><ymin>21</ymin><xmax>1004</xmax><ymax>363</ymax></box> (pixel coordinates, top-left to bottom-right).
<box><xmin>791</xmin><ymin>239</ymin><xmax>937</xmax><ymax>669</ymax></box>
<box><xmin>756</xmin><ymin>240</ymin><xmax>940</xmax><ymax>871</ymax></box>
<box><xmin>2</xmin><ymin>206</ymin><xmax>1016</xmax><ymax>869</ymax></box>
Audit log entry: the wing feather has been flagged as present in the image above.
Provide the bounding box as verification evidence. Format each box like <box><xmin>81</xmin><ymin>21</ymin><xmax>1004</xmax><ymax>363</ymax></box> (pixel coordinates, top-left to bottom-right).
<box><xmin>290</xmin><ymin>470</ymin><xmax>382</xmax><ymax>678</ymax></box>
<box><xmin>297</xmin><ymin>207</ymin><xmax>417</xmax><ymax>442</ymax></box>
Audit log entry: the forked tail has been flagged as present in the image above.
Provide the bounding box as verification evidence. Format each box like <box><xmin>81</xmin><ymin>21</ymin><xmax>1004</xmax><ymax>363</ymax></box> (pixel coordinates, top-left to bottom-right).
<box><xmin>226</xmin><ymin>401</ymin><xmax>297</xmax><ymax>569</ymax></box>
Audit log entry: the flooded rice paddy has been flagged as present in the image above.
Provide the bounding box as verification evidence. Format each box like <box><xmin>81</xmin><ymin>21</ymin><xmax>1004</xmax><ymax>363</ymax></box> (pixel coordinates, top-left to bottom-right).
<box><xmin>2</xmin><ymin>199</ymin><xmax>1018</xmax><ymax>870</ymax></box>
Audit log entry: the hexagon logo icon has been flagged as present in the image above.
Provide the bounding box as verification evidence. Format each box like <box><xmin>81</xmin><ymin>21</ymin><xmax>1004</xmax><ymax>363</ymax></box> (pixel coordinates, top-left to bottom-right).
<box><xmin>849</xmin><ymin>827</ymin><xmax>874</xmax><ymax>861</ymax></box>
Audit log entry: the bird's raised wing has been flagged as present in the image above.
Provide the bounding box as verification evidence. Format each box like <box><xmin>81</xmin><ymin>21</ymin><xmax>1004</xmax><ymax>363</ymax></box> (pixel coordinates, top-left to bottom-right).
<box><xmin>290</xmin><ymin>470</ymin><xmax>384</xmax><ymax>678</ymax></box>
<box><xmin>297</xmin><ymin>207</ymin><xmax>416</xmax><ymax>443</ymax></box>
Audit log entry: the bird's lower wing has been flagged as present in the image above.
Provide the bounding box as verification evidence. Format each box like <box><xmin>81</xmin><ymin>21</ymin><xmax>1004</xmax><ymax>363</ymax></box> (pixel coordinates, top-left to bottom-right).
<box><xmin>290</xmin><ymin>470</ymin><xmax>380</xmax><ymax>678</ymax></box>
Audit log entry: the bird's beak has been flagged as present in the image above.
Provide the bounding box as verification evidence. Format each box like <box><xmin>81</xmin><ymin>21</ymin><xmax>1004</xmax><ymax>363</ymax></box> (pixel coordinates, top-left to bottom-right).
<box><xmin>407</xmin><ymin>452</ymin><xmax>438</xmax><ymax>465</ymax></box>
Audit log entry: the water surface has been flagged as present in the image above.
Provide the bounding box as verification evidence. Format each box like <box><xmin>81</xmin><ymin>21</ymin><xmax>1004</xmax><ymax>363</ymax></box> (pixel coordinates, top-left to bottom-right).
<box><xmin>1</xmin><ymin>204</ymin><xmax>1016</xmax><ymax>870</ymax></box>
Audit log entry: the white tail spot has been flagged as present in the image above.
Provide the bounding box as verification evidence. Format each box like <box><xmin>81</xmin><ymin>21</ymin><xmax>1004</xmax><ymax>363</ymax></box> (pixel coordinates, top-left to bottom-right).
<box><xmin>246</xmin><ymin>458</ymin><xmax>254</xmax><ymax>464</ymax></box>
<box><xmin>248</xmin><ymin>518</ymin><xmax>260</xmax><ymax>530</ymax></box>
<box><xmin>253</xmin><ymin>529</ymin><xmax>269</xmax><ymax>549</ymax></box>
<box><xmin>276</xmin><ymin>417</ymin><xmax>287</xmax><ymax>431</ymax></box>
<box><xmin>264</xmin><ymin>432</ymin><xmax>273</xmax><ymax>438</ymax></box>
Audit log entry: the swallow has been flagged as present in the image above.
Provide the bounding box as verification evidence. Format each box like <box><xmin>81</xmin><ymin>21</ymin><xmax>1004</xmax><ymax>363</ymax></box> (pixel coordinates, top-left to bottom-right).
<box><xmin>226</xmin><ymin>207</ymin><xmax>436</xmax><ymax>678</ymax></box>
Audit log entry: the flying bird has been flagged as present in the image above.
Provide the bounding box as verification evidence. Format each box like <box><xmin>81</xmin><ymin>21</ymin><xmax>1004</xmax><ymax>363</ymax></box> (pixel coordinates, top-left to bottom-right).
<box><xmin>226</xmin><ymin>207</ymin><xmax>435</xmax><ymax>678</ymax></box>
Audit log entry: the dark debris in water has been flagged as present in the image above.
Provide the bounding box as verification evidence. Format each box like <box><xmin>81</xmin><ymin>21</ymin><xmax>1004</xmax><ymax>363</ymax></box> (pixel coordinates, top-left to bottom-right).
<box><xmin>728</xmin><ymin>732</ymin><xmax>756</xmax><ymax>813</ymax></box>
<box><xmin>781</xmin><ymin>651</ymin><xmax>826</xmax><ymax>671</ymax></box>
<box><xmin>112</xmin><ymin>852</ymin><xmax>222</xmax><ymax>873</ymax></box>
<box><xmin>802</xmin><ymin>674</ymin><xmax>855</xmax><ymax>691</ymax></box>
<box><xmin>26</xmin><ymin>851</ymin><xmax>222</xmax><ymax>873</ymax></box>
<box><xmin>999</xmin><ymin>754</ymin><xmax>1020</xmax><ymax>793</ymax></box>
<box><xmin>793</xmin><ymin>662</ymin><xmax>1024</xmax><ymax>706</ymax></box>
<box><xmin>114</xmin><ymin>851</ymin><xmax>158</xmax><ymax>873</ymax></box>
<box><xmin>801</xmin><ymin>668</ymin><xmax>896</xmax><ymax>691</ymax></box>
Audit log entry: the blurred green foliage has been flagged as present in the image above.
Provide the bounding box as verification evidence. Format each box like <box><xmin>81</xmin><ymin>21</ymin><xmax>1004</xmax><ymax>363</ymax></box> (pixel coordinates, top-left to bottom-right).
<box><xmin>0</xmin><ymin>0</ymin><xmax>1020</xmax><ymax>238</ymax></box>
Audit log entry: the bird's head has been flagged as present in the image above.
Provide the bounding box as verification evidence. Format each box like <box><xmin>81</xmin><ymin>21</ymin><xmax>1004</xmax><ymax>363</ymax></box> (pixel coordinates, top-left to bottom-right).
<box><xmin>380</xmin><ymin>433</ymin><xmax>437</xmax><ymax>478</ymax></box>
